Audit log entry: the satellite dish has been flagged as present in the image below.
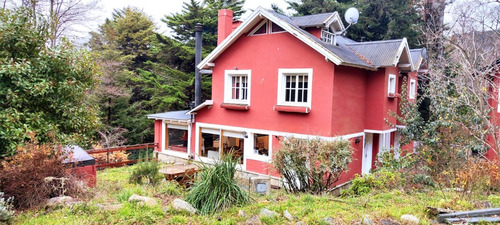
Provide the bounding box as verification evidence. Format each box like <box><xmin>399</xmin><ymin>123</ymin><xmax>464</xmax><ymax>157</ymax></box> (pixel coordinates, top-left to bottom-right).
<box><xmin>344</xmin><ymin>7</ymin><xmax>359</xmax><ymax>24</ymax></box>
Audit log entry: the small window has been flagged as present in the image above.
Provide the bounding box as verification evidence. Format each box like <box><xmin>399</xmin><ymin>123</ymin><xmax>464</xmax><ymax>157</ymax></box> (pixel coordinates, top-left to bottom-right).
<box><xmin>277</xmin><ymin>68</ymin><xmax>313</xmax><ymax>107</ymax></box>
<box><xmin>388</xmin><ymin>74</ymin><xmax>396</xmax><ymax>96</ymax></box>
<box><xmin>270</xmin><ymin>22</ymin><xmax>285</xmax><ymax>33</ymax></box>
<box><xmin>224</xmin><ymin>70</ymin><xmax>251</xmax><ymax>104</ymax></box>
<box><xmin>253</xmin><ymin>134</ymin><xmax>269</xmax><ymax>156</ymax></box>
<box><xmin>250</xmin><ymin>21</ymin><xmax>267</xmax><ymax>35</ymax></box>
<box><xmin>409</xmin><ymin>79</ymin><xmax>416</xmax><ymax>99</ymax></box>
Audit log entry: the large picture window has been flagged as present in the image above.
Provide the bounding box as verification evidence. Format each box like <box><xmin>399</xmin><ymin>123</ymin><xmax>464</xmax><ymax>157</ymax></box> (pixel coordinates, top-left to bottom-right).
<box><xmin>224</xmin><ymin>70</ymin><xmax>251</xmax><ymax>104</ymax></box>
<box><xmin>277</xmin><ymin>68</ymin><xmax>313</xmax><ymax>107</ymax></box>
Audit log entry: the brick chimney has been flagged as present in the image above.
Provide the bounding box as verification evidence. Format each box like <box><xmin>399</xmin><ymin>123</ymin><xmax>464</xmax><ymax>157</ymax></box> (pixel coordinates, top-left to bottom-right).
<box><xmin>217</xmin><ymin>9</ymin><xmax>233</xmax><ymax>45</ymax></box>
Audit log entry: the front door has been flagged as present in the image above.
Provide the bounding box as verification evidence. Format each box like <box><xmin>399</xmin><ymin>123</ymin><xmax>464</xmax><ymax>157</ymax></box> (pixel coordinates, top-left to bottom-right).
<box><xmin>362</xmin><ymin>133</ymin><xmax>373</xmax><ymax>174</ymax></box>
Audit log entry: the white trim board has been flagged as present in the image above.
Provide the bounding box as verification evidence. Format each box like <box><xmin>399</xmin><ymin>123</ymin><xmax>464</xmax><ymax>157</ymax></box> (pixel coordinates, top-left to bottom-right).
<box><xmin>364</xmin><ymin>128</ymin><xmax>397</xmax><ymax>134</ymax></box>
<box><xmin>196</xmin><ymin>122</ymin><xmax>363</xmax><ymax>141</ymax></box>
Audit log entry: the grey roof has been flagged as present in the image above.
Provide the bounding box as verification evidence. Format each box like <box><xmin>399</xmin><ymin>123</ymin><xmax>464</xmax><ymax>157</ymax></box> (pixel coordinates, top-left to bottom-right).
<box><xmin>410</xmin><ymin>48</ymin><xmax>424</xmax><ymax>68</ymax></box>
<box><xmin>63</xmin><ymin>145</ymin><xmax>95</xmax><ymax>166</ymax></box>
<box><xmin>291</xmin><ymin>12</ymin><xmax>334</xmax><ymax>27</ymax></box>
<box><xmin>345</xmin><ymin>40</ymin><xmax>404</xmax><ymax>67</ymax></box>
<box><xmin>147</xmin><ymin>110</ymin><xmax>190</xmax><ymax>120</ymax></box>
<box><xmin>267</xmin><ymin>9</ymin><xmax>374</xmax><ymax>69</ymax></box>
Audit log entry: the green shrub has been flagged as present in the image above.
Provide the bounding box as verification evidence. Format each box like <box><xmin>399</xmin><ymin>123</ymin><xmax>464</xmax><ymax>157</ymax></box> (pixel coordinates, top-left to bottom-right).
<box><xmin>157</xmin><ymin>181</ymin><xmax>183</xmax><ymax>196</ymax></box>
<box><xmin>0</xmin><ymin>192</ymin><xmax>14</xmax><ymax>224</ymax></box>
<box><xmin>273</xmin><ymin>138</ymin><xmax>353</xmax><ymax>194</ymax></box>
<box><xmin>129</xmin><ymin>152</ymin><xmax>162</xmax><ymax>186</ymax></box>
<box><xmin>185</xmin><ymin>154</ymin><xmax>251</xmax><ymax>215</ymax></box>
<box><xmin>341</xmin><ymin>170</ymin><xmax>404</xmax><ymax>196</ymax></box>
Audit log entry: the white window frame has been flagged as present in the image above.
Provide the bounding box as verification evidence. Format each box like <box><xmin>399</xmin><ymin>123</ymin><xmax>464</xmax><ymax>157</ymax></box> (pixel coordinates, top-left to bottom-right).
<box><xmin>224</xmin><ymin>70</ymin><xmax>251</xmax><ymax>105</ymax></box>
<box><xmin>269</xmin><ymin>21</ymin><xmax>286</xmax><ymax>34</ymax></box>
<box><xmin>248</xmin><ymin>20</ymin><xmax>268</xmax><ymax>36</ymax></box>
<box><xmin>409</xmin><ymin>79</ymin><xmax>416</xmax><ymax>99</ymax></box>
<box><xmin>388</xmin><ymin>74</ymin><xmax>396</xmax><ymax>95</ymax></box>
<box><xmin>277</xmin><ymin>68</ymin><xmax>313</xmax><ymax>107</ymax></box>
<box><xmin>248</xmin><ymin>133</ymin><xmax>272</xmax><ymax>161</ymax></box>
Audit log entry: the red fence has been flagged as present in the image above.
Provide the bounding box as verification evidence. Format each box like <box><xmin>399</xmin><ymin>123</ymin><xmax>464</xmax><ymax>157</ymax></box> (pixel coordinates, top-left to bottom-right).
<box><xmin>86</xmin><ymin>143</ymin><xmax>157</xmax><ymax>168</ymax></box>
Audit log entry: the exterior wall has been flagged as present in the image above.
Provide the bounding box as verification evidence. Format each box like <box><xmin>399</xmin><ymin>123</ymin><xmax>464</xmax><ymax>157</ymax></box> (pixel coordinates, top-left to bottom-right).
<box><xmin>487</xmin><ymin>72</ymin><xmax>500</xmax><ymax>161</ymax></box>
<box><xmin>305</xmin><ymin>27</ymin><xmax>322</xmax><ymax>39</ymax></box>
<box><xmin>331</xmin><ymin>65</ymin><xmax>367</xmax><ymax>135</ymax></box>
<box><xmin>196</xmin><ymin>25</ymin><xmax>336</xmax><ymax>137</ymax></box>
<box><xmin>337</xmin><ymin>137</ymin><xmax>364</xmax><ymax>184</ymax></box>
<box><xmin>154</xmin><ymin>120</ymin><xmax>162</xmax><ymax>152</ymax></box>
<box><xmin>74</xmin><ymin>165</ymin><xmax>96</xmax><ymax>188</ymax></box>
<box><xmin>364</xmin><ymin>67</ymin><xmax>399</xmax><ymax>131</ymax></box>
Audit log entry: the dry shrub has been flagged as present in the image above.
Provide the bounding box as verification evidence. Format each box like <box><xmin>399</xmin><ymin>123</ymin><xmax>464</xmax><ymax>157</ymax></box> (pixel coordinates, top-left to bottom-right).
<box><xmin>92</xmin><ymin>151</ymin><xmax>130</xmax><ymax>165</ymax></box>
<box><xmin>0</xmin><ymin>142</ymin><xmax>85</xmax><ymax>209</ymax></box>
<box><xmin>452</xmin><ymin>158</ymin><xmax>500</xmax><ymax>193</ymax></box>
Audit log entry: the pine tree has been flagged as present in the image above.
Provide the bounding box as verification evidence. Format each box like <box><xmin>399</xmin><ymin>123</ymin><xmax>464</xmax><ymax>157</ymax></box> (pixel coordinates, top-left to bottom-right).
<box><xmin>163</xmin><ymin>0</ymin><xmax>246</xmax><ymax>52</ymax></box>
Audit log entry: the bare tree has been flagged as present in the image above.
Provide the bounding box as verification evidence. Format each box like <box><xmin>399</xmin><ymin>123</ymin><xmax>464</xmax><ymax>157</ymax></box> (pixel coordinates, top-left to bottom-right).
<box><xmin>420</xmin><ymin>0</ymin><xmax>500</xmax><ymax>163</ymax></box>
<box><xmin>5</xmin><ymin>0</ymin><xmax>99</xmax><ymax>46</ymax></box>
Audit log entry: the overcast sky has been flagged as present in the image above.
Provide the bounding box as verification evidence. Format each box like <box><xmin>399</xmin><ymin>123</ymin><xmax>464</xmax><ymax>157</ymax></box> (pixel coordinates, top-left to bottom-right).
<box><xmin>90</xmin><ymin>0</ymin><xmax>291</xmax><ymax>36</ymax></box>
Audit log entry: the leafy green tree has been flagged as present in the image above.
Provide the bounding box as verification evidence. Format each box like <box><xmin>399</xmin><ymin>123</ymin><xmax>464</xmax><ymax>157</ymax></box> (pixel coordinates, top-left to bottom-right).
<box><xmin>282</xmin><ymin>0</ymin><xmax>423</xmax><ymax>48</ymax></box>
<box><xmin>0</xmin><ymin>8</ymin><xmax>100</xmax><ymax>157</ymax></box>
<box><xmin>163</xmin><ymin>0</ymin><xmax>245</xmax><ymax>51</ymax></box>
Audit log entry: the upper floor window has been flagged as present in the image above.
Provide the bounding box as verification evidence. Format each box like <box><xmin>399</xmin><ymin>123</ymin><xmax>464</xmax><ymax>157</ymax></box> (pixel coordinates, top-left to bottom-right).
<box><xmin>224</xmin><ymin>70</ymin><xmax>251</xmax><ymax>104</ymax></box>
<box><xmin>409</xmin><ymin>79</ymin><xmax>416</xmax><ymax>99</ymax></box>
<box><xmin>388</xmin><ymin>74</ymin><xmax>396</xmax><ymax>97</ymax></box>
<box><xmin>277</xmin><ymin>68</ymin><xmax>313</xmax><ymax>107</ymax></box>
<box><xmin>249</xmin><ymin>20</ymin><xmax>285</xmax><ymax>36</ymax></box>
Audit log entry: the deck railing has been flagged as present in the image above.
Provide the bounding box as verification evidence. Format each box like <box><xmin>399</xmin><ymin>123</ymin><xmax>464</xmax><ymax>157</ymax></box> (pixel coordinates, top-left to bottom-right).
<box><xmin>86</xmin><ymin>143</ymin><xmax>157</xmax><ymax>168</ymax></box>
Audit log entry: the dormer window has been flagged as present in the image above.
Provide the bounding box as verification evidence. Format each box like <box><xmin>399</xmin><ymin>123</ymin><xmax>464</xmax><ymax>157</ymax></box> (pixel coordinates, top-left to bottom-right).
<box><xmin>388</xmin><ymin>74</ymin><xmax>396</xmax><ymax>97</ymax></box>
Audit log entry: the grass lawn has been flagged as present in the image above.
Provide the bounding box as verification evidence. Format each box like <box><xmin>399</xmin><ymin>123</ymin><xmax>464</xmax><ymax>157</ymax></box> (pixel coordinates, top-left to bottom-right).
<box><xmin>14</xmin><ymin>165</ymin><xmax>500</xmax><ymax>224</ymax></box>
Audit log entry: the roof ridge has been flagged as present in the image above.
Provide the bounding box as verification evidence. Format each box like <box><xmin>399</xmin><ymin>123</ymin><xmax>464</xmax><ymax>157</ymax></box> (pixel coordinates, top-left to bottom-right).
<box><xmin>292</xmin><ymin>12</ymin><xmax>336</xmax><ymax>18</ymax></box>
<box><xmin>346</xmin><ymin>39</ymin><xmax>404</xmax><ymax>45</ymax></box>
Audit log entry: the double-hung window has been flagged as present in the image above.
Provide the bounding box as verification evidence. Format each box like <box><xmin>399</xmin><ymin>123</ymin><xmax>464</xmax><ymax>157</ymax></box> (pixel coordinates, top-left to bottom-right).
<box><xmin>224</xmin><ymin>70</ymin><xmax>251</xmax><ymax>104</ymax></box>
<box><xmin>277</xmin><ymin>68</ymin><xmax>313</xmax><ymax>107</ymax></box>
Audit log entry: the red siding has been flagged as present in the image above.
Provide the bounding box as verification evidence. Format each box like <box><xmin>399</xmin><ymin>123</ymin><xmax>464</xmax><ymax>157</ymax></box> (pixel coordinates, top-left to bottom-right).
<box><xmin>331</xmin><ymin>66</ymin><xmax>367</xmax><ymax>134</ymax></box>
<box><xmin>154</xmin><ymin>120</ymin><xmax>162</xmax><ymax>152</ymax></box>
<box><xmin>196</xmin><ymin>29</ymin><xmax>336</xmax><ymax>136</ymax></box>
<box><xmin>337</xmin><ymin>137</ymin><xmax>364</xmax><ymax>184</ymax></box>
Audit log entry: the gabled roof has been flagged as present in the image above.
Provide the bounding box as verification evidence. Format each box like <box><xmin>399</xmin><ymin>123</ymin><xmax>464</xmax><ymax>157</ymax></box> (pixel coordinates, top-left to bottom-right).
<box><xmin>410</xmin><ymin>48</ymin><xmax>425</xmax><ymax>71</ymax></box>
<box><xmin>198</xmin><ymin>7</ymin><xmax>419</xmax><ymax>72</ymax></box>
<box><xmin>291</xmin><ymin>12</ymin><xmax>345</xmax><ymax>32</ymax></box>
<box><xmin>345</xmin><ymin>38</ymin><xmax>414</xmax><ymax>70</ymax></box>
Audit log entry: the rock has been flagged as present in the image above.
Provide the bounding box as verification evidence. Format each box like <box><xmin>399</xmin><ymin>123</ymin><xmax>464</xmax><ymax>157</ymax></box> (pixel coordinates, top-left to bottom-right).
<box><xmin>259</xmin><ymin>208</ymin><xmax>279</xmax><ymax>218</ymax></box>
<box><xmin>400</xmin><ymin>214</ymin><xmax>419</xmax><ymax>224</ymax></box>
<box><xmin>362</xmin><ymin>215</ymin><xmax>374</xmax><ymax>225</ymax></box>
<box><xmin>98</xmin><ymin>203</ymin><xmax>123</xmax><ymax>211</ymax></box>
<box><xmin>323</xmin><ymin>217</ymin><xmax>335</xmax><ymax>224</ymax></box>
<box><xmin>474</xmin><ymin>200</ymin><xmax>492</xmax><ymax>209</ymax></box>
<box><xmin>128</xmin><ymin>194</ymin><xmax>157</xmax><ymax>207</ymax></box>
<box><xmin>295</xmin><ymin>222</ymin><xmax>304</xmax><ymax>225</ymax></box>
<box><xmin>171</xmin><ymin>198</ymin><xmax>197</xmax><ymax>214</ymax></box>
<box><xmin>238</xmin><ymin>210</ymin><xmax>247</xmax><ymax>218</ymax></box>
<box><xmin>244</xmin><ymin>215</ymin><xmax>262</xmax><ymax>225</ymax></box>
<box><xmin>380</xmin><ymin>218</ymin><xmax>400</xmax><ymax>225</ymax></box>
<box><xmin>46</xmin><ymin>196</ymin><xmax>74</xmax><ymax>207</ymax></box>
<box><xmin>283</xmin><ymin>210</ymin><xmax>294</xmax><ymax>221</ymax></box>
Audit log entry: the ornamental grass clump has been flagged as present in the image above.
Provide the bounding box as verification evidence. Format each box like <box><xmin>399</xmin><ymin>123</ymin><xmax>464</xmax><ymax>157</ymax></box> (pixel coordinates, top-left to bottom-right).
<box><xmin>185</xmin><ymin>154</ymin><xmax>251</xmax><ymax>215</ymax></box>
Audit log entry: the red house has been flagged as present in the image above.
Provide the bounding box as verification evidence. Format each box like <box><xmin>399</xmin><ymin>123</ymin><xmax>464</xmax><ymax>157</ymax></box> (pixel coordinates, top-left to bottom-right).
<box><xmin>147</xmin><ymin>7</ymin><xmax>425</xmax><ymax>183</ymax></box>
